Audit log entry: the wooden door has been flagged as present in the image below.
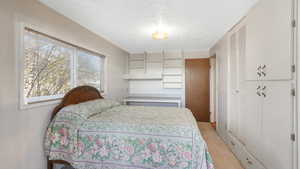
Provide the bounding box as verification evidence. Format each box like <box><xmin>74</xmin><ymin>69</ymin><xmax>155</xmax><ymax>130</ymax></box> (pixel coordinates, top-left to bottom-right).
<box><xmin>185</xmin><ymin>59</ymin><xmax>210</xmax><ymax>122</ymax></box>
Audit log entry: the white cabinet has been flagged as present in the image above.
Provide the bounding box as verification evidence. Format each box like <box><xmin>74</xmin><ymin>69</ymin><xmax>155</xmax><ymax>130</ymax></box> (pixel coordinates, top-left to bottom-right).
<box><xmin>239</xmin><ymin>81</ymin><xmax>262</xmax><ymax>159</ymax></box>
<box><xmin>260</xmin><ymin>81</ymin><xmax>293</xmax><ymax>169</ymax></box>
<box><xmin>245</xmin><ymin>0</ymin><xmax>293</xmax><ymax>81</ymax></box>
<box><xmin>228</xmin><ymin>33</ymin><xmax>239</xmax><ymax>137</ymax></box>
<box><xmin>239</xmin><ymin>81</ymin><xmax>293</xmax><ymax>169</ymax></box>
<box><xmin>229</xmin><ymin>26</ymin><xmax>247</xmax><ymax>140</ymax></box>
<box><xmin>227</xmin><ymin>5</ymin><xmax>295</xmax><ymax>167</ymax></box>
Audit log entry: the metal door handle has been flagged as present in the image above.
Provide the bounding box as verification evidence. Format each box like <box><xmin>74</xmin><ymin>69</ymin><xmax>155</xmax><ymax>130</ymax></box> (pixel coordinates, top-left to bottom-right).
<box><xmin>257</xmin><ymin>72</ymin><xmax>262</xmax><ymax>77</ymax></box>
<box><xmin>257</xmin><ymin>65</ymin><xmax>262</xmax><ymax>71</ymax></box>
<box><xmin>262</xmin><ymin>92</ymin><xmax>266</xmax><ymax>97</ymax></box>
<box><xmin>256</xmin><ymin>91</ymin><xmax>261</xmax><ymax>96</ymax></box>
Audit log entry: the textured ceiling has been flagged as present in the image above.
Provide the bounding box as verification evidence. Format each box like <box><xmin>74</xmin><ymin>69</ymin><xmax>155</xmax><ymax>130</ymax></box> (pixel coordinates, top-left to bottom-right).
<box><xmin>39</xmin><ymin>0</ymin><xmax>257</xmax><ymax>53</ymax></box>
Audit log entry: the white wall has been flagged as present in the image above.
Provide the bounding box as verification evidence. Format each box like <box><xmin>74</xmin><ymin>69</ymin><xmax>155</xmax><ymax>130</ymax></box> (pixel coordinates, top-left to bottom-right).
<box><xmin>0</xmin><ymin>0</ymin><xmax>129</xmax><ymax>169</ymax></box>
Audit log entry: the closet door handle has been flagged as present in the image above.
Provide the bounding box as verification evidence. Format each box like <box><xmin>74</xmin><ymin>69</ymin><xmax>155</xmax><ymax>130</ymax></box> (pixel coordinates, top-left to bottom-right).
<box><xmin>256</xmin><ymin>86</ymin><xmax>261</xmax><ymax>96</ymax></box>
<box><xmin>262</xmin><ymin>92</ymin><xmax>266</xmax><ymax>97</ymax></box>
<box><xmin>246</xmin><ymin>158</ymin><xmax>253</xmax><ymax>165</ymax></box>
<box><xmin>257</xmin><ymin>66</ymin><xmax>262</xmax><ymax>77</ymax></box>
<box><xmin>257</xmin><ymin>72</ymin><xmax>262</xmax><ymax>77</ymax></box>
<box><xmin>256</xmin><ymin>91</ymin><xmax>261</xmax><ymax>96</ymax></box>
<box><xmin>261</xmin><ymin>71</ymin><xmax>266</xmax><ymax>77</ymax></box>
<box><xmin>257</xmin><ymin>65</ymin><xmax>262</xmax><ymax>71</ymax></box>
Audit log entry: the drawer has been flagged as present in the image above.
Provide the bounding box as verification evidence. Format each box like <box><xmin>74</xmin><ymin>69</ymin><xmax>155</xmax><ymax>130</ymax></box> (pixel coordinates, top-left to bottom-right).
<box><xmin>227</xmin><ymin>133</ymin><xmax>242</xmax><ymax>158</ymax></box>
<box><xmin>240</xmin><ymin>147</ymin><xmax>265</xmax><ymax>169</ymax></box>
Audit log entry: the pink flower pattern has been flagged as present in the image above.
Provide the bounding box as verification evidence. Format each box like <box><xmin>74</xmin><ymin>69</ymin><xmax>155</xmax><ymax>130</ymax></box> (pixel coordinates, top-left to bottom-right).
<box><xmin>44</xmin><ymin>103</ymin><xmax>214</xmax><ymax>169</ymax></box>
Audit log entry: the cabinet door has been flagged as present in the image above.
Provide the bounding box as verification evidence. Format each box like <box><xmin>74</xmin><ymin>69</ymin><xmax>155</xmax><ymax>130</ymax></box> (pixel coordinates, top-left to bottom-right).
<box><xmin>246</xmin><ymin>0</ymin><xmax>293</xmax><ymax>80</ymax></box>
<box><xmin>260</xmin><ymin>81</ymin><xmax>293</xmax><ymax>169</ymax></box>
<box><xmin>237</xmin><ymin>26</ymin><xmax>247</xmax><ymax>140</ymax></box>
<box><xmin>228</xmin><ymin>33</ymin><xmax>239</xmax><ymax>136</ymax></box>
<box><xmin>239</xmin><ymin>81</ymin><xmax>263</xmax><ymax>159</ymax></box>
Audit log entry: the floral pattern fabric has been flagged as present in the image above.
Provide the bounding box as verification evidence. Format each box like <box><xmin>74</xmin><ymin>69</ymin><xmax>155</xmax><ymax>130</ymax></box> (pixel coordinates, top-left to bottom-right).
<box><xmin>45</xmin><ymin>102</ymin><xmax>214</xmax><ymax>169</ymax></box>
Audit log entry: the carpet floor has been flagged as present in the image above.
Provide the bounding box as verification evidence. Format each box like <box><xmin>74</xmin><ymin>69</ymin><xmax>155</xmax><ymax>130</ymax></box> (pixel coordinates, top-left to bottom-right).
<box><xmin>198</xmin><ymin>122</ymin><xmax>244</xmax><ymax>169</ymax></box>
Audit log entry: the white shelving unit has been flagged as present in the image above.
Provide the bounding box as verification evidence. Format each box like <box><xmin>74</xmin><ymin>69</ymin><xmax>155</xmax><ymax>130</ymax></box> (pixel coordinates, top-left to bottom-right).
<box><xmin>162</xmin><ymin>51</ymin><xmax>184</xmax><ymax>89</ymax></box>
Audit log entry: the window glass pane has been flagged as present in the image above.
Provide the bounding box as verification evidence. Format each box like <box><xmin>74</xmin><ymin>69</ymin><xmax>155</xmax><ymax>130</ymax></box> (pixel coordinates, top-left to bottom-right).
<box><xmin>23</xmin><ymin>30</ymin><xmax>72</xmax><ymax>100</ymax></box>
<box><xmin>77</xmin><ymin>50</ymin><xmax>103</xmax><ymax>91</ymax></box>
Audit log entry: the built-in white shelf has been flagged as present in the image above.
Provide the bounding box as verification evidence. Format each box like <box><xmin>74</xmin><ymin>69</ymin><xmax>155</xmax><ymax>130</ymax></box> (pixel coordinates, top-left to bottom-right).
<box><xmin>123</xmin><ymin>73</ymin><xmax>163</xmax><ymax>80</ymax></box>
<box><xmin>125</xmin><ymin>51</ymin><xmax>184</xmax><ymax>89</ymax></box>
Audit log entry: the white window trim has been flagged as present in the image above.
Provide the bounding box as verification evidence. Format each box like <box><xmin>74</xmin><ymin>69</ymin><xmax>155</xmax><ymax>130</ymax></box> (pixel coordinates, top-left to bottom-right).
<box><xmin>17</xmin><ymin>22</ymin><xmax>108</xmax><ymax>110</ymax></box>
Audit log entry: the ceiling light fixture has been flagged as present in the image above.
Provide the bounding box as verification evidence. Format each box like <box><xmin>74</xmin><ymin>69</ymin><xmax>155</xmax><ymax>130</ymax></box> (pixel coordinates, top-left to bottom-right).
<box><xmin>152</xmin><ymin>18</ymin><xmax>169</xmax><ymax>40</ymax></box>
<box><xmin>152</xmin><ymin>31</ymin><xmax>168</xmax><ymax>40</ymax></box>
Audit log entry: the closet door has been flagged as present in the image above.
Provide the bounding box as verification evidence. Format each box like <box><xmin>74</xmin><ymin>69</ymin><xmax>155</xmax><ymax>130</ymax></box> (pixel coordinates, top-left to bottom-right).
<box><xmin>260</xmin><ymin>81</ymin><xmax>293</xmax><ymax>169</ymax></box>
<box><xmin>239</xmin><ymin>81</ymin><xmax>262</xmax><ymax>159</ymax></box>
<box><xmin>228</xmin><ymin>33</ymin><xmax>239</xmax><ymax>137</ymax></box>
<box><xmin>237</xmin><ymin>26</ymin><xmax>246</xmax><ymax>140</ymax></box>
<box><xmin>245</xmin><ymin>0</ymin><xmax>293</xmax><ymax>81</ymax></box>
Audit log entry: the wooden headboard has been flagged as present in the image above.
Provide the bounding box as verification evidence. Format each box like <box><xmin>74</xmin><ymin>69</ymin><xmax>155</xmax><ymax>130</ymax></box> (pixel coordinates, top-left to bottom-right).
<box><xmin>51</xmin><ymin>86</ymin><xmax>103</xmax><ymax>120</ymax></box>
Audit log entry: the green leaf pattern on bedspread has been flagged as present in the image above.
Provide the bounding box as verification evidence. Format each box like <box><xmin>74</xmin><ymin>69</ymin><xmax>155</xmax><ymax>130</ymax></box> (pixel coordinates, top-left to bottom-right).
<box><xmin>44</xmin><ymin>103</ymin><xmax>214</xmax><ymax>169</ymax></box>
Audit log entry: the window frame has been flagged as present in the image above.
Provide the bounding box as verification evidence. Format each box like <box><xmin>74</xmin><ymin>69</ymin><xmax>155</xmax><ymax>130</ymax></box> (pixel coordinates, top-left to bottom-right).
<box><xmin>18</xmin><ymin>23</ymin><xmax>107</xmax><ymax>109</ymax></box>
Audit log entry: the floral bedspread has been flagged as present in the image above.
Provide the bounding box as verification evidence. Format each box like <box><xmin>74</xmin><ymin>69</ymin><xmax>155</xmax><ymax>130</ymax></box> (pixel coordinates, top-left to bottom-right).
<box><xmin>44</xmin><ymin>101</ymin><xmax>214</xmax><ymax>169</ymax></box>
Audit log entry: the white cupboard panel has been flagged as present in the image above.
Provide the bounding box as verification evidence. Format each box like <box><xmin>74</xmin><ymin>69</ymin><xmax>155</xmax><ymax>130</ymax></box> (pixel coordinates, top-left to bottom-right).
<box><xmin>163</xmin><ymin>83</ymin><xmax>182</xmax><ymax>89</ymax></box>
<box><xmin>163</xmin><ymin>76</ymin><xmax>182</xmax><ymax>83</ymax></box>
<box><xmin>228</xmin><ymin>33</ymin><xmax>239</xmax><ymax>137</ymax></box>
<box><xmin>147</xmin><ymin>62</ymin><xmax>162</xmax><ymax>74</ymax></box>
<box><xmin>164</xmin><ymin>52</ymin><xmax>182</xmax><ymax>59</ymax></box>
<box><xmin>129</xmin><ymin>60</ymin><xmax>145</xmax><ymax>69</ymax></box>
<box><xmin>129</xmin><ymin>69</ymin><xmax>145</xmax><ymax>74</ymax></box>
<box><xmin>130</xmin><ymin>53</ymin><xmax>145</xmax><ymax>60</ymax></box>
<box><xmin>164</xmin><ymin>59</ymin><xmax>183</xmax><ymax>68</ymax></box>
<box><xmin>245</xmin><ymin>0</ymin><xmax>293</xmax><ymax>80</ymax></box>
<box><xmin>163</xmin><ymin>68</ymin><xmax>182</xmax><ymax>75</ymax></box>
<box><xmin>260</xmin><ymin>81</ymin><xmax>293</xmax><ymax>169</ymax></box>
<box><xmin>147</xmin><ymin>53</ymin><xmax>163</xmax><ymax>62</ymax></box>
<box><xmin>239</xmin><ymin>81</ymin><xmax>263</xmax><ymax>159</ymax></box>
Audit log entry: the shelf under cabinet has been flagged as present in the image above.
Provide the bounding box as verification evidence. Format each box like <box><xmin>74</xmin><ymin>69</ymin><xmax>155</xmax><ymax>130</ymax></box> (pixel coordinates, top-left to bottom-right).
<box><xmin>123</xmin><ymin>74</ymin><xmax>163</xmax><ymax>80</ymax></box>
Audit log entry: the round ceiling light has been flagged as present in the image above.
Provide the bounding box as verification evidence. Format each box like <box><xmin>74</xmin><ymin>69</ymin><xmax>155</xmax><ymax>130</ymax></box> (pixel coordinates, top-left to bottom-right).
<box><xmin>152</xmin><ymin>31</ymin><xmax>169</xmax><ymax>40</ymax></box>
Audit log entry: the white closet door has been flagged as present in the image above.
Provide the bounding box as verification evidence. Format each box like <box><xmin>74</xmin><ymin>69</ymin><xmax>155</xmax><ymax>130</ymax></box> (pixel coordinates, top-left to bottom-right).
<box><xmin>260</xmin><ymin>81</ymin><xmax>293</xmax><ymax>169</ymax></box>
<box><xmin>237</xmin><ymin>26</ymin><xmax>246</xmax><ymax>139</ymax></box>
<box><xmin>239</xmin><ymin>81</ymin><xmax>262</xmax><ymax>159</ymax></box>
<box><xmin>228</xmin><ymin>33</ymin><xmax>239</xmax><ymax>137</ymax></box>
<box><xmin>245</xmin><ymin>0</ymin><xmax>293</xmax><ymax>81</ymax></box>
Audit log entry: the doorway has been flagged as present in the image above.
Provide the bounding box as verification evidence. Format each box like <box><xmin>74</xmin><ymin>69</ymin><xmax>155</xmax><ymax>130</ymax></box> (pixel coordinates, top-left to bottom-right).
<box><xmin>185</xmin><ymin>58</ymin><xmax>210</xmax><ymax>122</ymax></box>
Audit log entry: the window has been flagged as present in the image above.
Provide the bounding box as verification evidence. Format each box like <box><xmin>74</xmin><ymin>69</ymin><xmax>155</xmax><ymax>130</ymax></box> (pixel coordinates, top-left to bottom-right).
<box><xmin>22</xmin><ymin>28</ymin><xmax>105</xmax><ymax>105</ymax></box>
<box><xmin>77</xmin><ymin>50</ymin><xmax>104</xmax><ymax>91</ymax></box>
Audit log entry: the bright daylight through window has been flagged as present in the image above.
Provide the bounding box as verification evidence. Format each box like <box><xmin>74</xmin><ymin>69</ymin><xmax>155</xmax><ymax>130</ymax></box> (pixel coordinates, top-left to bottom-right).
<box><xmin>23</xmin><ymin>28</ymin><xmax>105</xmax><ymax>104</ymax></box>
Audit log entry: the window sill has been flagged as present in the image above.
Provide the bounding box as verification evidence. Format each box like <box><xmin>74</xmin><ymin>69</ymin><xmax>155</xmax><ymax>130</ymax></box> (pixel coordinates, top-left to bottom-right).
<box><xmin>20</xmin><ymin>99</ymin><xmax>61</xmax><ymax>110</ymax></box>
<box><xmin>20</xmin><ymin>91</ymin><xmax>107</xmax><ymax>110</ymax></box>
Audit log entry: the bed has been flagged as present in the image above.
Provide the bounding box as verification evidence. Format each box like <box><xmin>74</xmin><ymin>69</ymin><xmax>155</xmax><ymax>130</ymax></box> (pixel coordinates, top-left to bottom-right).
<box><xmin>45</xmin><ymin>86</ymin><xmax>214</xmax><ymax>169</ymax></box>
